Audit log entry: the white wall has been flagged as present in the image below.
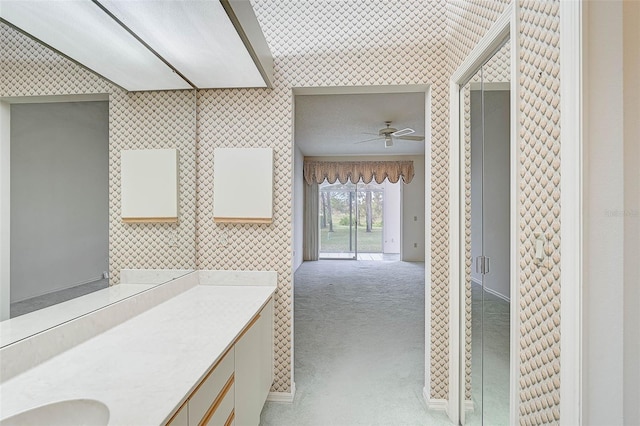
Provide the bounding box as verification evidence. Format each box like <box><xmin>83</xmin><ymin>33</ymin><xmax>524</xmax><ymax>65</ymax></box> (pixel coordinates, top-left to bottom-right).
<box><xmin>401</xmin><ymin>155</ymin><xmax>425</xmax><ymax>261</ymax></box>
<box><xmin>623</xmin><ymin>0</ymin><xmax>640</xmax><ymax>421</ymax></box>
<box><xmin>583</xmin><ymin>2</ymin><xmax>625</xmax><ymax>423</ymax></box>
<box><xmin>10</xmin><ymin>101</ymin><xmax>109</xmax><ymax>302</ymax></box>
<box><xmin>292</xmin><ymin>145</ymin><xmax>304</xmax><ymax>271</ymax></box>
<box><xmin>0</xmin><ymin>101</ymin><xmax>10</xmax><ymax>320</ymax></box>
<box><xmin>305</xmin><ymin>155</ymin><xmax>425</xmax><ymax>261</ymax></box>
<box><xmin>382</xmin><ymin>179</ymin><xmax>401</xmax><ymax>253</ymax></box>
<box><xmin>470</xmin><ymin>90</ymin><xmax>510</xmax><ymax>299</ymax></box>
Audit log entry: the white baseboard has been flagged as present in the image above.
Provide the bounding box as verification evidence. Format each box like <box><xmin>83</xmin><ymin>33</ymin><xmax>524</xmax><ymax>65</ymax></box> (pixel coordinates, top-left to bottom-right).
<box><xmin>423</xmin><ymin>387</ymin><xmax>448</xmax><ymax>411</ymax></box>
<box><xmin>471</xmin><ymin>277</ymin><xmax>510</xmax><ymax>302</ymax></box>
<box><xmin>266</xmin><ymin>382</ymin><xmax>296</xmax><ymax>403</ymax></box>
<box><xmin>465</xmin><ymin>399</ymin><xmax>475</xmax><ymax>412</ymax></box>
<box><xmin>12</xmin><ymin>274</ymin><xmax>105</xmax><ymax>303</ymax></box>
<box><xmin>428</xmin><ymin>398</ymin><xmax>448</xmax><ymax>411</ymax></box>
<box><xmin>483</xmin><ymin>286</ymin><xmax>510</xmax><ymax>302</ymax></box>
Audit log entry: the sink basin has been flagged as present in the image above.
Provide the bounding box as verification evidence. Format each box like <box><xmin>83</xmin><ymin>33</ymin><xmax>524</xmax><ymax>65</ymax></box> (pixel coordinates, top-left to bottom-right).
<box><xmin>0</xmin><ymin>399</ymin><xmax>109</xmax><ymax>426</ymax></box>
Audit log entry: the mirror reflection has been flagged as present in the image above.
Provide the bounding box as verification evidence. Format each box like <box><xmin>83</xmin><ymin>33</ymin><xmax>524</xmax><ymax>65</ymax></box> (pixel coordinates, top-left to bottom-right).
<box><xmin>460</xmin><ymin>39</ymin><xmax>511</xmax><ymax>426</ymax></box>
<box><xmin>9</xmin><ymin>100</ymin><xmax>109</xmax><ymax>319</ymax></box>
<box><xmin>0</xmin><ymin>32</ymin><xmax>198</xmax><ymax>347</ymax></box>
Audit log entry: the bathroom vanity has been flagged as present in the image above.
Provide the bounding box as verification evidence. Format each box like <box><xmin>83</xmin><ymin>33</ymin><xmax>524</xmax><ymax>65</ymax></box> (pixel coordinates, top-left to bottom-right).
<box><xmin>165</xmin><ymin>291</ymin><xmax>274</xmax><ymax>426</ymax></box>
<box><xmin>0</xmin><ymin>271</ymin><xmax>277</xmax><ymax>426</ymax></box>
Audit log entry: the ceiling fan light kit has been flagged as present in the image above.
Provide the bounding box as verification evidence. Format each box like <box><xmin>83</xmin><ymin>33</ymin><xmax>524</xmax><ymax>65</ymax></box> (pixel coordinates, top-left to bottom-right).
<box><xmin>355</xmin><ymin>120</ymin><xmax>425</xmax><ymax>148</ymax></box>
<box><xmin>388</xmin><ymin>128</ymin><xmax>413</xmax><ymax>137</ymax></box>
<box><xmin>397</xmin><ymin>135</ymin><xmax>426</xmax><ymax>141</ymax></box>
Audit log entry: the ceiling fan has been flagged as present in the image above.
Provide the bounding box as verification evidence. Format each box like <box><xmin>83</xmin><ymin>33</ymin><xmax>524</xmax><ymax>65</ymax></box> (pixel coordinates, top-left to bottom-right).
<box><xmin>355</xmin><ymin>121</ymin><xmax>425</xmax><ymax>148</ymax></box>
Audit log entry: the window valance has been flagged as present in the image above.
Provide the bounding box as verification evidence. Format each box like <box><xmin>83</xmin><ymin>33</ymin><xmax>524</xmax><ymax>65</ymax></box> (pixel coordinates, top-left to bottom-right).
<box><xmin>303</xmin><ymin>160</ymin><xmax>414</xmax><ymax>185</ymax></box>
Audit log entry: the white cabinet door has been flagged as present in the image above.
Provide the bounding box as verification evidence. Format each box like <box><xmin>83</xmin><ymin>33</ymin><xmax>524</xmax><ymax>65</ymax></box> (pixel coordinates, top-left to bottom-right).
<box><xmin>259</xmin><ymin>299</ymin><xmax>274</xmax><ymax>404</ymax></box>
<box><xmin>234</xmin><ymin>315</ymin><xmax>262</xmax><ymax>426</ymax></box>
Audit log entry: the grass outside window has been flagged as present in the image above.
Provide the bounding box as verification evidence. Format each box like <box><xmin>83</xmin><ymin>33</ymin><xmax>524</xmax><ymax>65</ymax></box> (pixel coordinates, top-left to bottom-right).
<box><xmin>319</xmin><ymin>224</ymin><xmax>383</xmax><ymax>253</ymax></box>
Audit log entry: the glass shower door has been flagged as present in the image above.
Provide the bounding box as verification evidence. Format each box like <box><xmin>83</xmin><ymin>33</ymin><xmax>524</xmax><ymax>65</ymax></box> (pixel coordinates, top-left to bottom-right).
<box><xmin>460</xmin><ymin>63</ymin><xmax>485</xmax><ymax>426</ymax></box>
<box><xmin>460</xmin><ymin>39</ymin><xmax>511</xmax><ymax>426</ymax></box>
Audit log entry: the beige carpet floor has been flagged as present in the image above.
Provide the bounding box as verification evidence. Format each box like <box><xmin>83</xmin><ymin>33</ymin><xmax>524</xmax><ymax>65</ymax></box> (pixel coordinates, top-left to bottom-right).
<box><xmin>259</xmin><ymin>260</ymin><xmax>452</xmax><ymax>426</ymax></box>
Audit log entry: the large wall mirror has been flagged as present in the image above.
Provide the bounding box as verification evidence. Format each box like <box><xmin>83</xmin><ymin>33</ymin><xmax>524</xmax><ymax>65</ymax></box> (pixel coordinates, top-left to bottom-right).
<box><xmin>0</xmin><ymin>93</ymin><xmax>195</xmax><ymax>347</ymax></box>
<box><xmin>0</xmin><ymin>17</ymin><xmax>199</xmax><ymax>345</ymax></box>
<box><xmin>0</xmin><ymin>0</ymin><xmax>272</xmax><ymax>351</ymax></box>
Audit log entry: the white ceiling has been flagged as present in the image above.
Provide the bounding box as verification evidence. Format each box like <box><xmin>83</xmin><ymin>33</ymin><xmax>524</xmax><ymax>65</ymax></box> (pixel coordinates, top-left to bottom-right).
<box><xmin>294</xmin><ymin>92</ymin><xmax>426</xmax><ymax>156</ymax></box>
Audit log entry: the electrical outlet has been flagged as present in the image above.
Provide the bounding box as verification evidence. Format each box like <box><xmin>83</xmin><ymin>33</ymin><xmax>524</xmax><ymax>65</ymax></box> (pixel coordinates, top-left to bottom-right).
<box><xmin>167</xmin><ymin>230</ymin><xmax>178</xmax><ymax>248</ymax></box>
<box><xmin>218</xmin><ymin>231</ymin><xmax>228</xmax><ymax>246</ymax></box>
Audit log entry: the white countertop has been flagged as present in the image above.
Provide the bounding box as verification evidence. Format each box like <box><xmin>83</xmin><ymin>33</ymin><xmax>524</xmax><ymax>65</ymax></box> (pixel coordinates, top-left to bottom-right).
<box><xmin>0</xmin><ymin>284</ymin><xmax>156</xmax><ymax>347</ymax></box>
<box><xmin>0</xmin><ymin>284</ymin><xmax>276</xmax><ymax>425</ymax></box>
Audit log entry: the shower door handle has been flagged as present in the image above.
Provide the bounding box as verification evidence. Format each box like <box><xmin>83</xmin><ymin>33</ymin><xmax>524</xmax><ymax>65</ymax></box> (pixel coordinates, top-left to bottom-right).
<box><xmin>475</xmin><ymin>256</ymin><xmax>490</xmax><ymax>275</ymax></box>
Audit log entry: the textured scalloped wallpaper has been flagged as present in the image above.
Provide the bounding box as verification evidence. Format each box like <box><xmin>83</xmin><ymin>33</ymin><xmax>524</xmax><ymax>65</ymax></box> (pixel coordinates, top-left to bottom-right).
<box><xmin>515</xmin><ymin>1</ymin><xmax>561</xmax><ymax>423</ymax></box>
<box><xmin>1</xmin><ymin>0</ymin><xmax>561</xmax><ymax>422</ymax></box>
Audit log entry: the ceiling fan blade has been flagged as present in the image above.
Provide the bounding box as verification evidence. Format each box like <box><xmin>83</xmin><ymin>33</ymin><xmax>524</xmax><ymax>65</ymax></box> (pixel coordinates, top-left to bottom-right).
<box><xmin>397</xmin><ymin>135</ymin><xmax>425</xmax><ymax>141</ymax></box>
<box><xmin>391</xmin><ymin>128</ymin><xmax>415</xmax><ymax>137</ymax></box>
<box><xmin>354</xmin><ymin>136</ymin><xmax>384</xmax><ymax>144</ymax></box>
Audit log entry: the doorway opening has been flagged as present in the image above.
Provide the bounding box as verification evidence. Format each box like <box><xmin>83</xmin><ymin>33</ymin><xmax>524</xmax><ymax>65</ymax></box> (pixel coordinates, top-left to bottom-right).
<box><xmin>319</xmin><ymin>179</ymin><xmax>400</xmax><ymax>260</ymax></box>
<box><xmin>292</xmin><ymin>87</ymin><xmax>428</xmax><ymax>269</ymax></box>
<box><xmin>276</xmin><ymin>85</ymin><xmax>431</xmax><ymax>423</ymax></box>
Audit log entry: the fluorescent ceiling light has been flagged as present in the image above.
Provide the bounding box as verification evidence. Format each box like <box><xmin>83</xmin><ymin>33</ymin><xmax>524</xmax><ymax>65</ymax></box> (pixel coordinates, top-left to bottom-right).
<box><xmin>1</xmin><ymin>0</ymin><xmax>192</xmax><ymax>91</ymax></box>
<box><xmin>99</xmin><ymin>0</ymin><xmax>268</xmax><ymax>88</ymax></box>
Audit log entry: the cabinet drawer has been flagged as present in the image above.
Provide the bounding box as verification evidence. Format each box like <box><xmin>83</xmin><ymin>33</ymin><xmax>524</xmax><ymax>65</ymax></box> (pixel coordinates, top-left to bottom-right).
<box><xmin>189</xmin><ymin>347</ymin><xmax>235</xmax><ymax>425</ymax></box>
<box><xmin>203</xmin><ymin>382</ymin><xmax>234</xmax><ymax>426</ymax></box>
<box><xmin>166</xmin><ymin>402</ymin><xmax>188</xmax><ymax>426</ymax></box>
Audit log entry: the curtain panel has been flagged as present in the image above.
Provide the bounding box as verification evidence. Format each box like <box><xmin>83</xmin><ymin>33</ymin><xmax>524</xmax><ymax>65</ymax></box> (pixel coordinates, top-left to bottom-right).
<box><xmin>303</xmin><ymin>182</ymin><xmax>319</xmax><ymax>261</ymax></box>
<box><xmin>303</xmin><ymin>160</ymin><xmax>414</xmax><ymax>185</ymax></box>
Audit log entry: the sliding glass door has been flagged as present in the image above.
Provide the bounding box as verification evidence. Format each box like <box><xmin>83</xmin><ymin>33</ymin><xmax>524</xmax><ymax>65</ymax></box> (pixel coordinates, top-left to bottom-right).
<box><xmin>318</xmin><ymin>180</ymin><xmax>384</xmax><ymax>259</ymax></box>
<box><xmin>319</xmin><ymin>181</ymin><xmax>357</xmax><ymax>259</ymax></box>
<box><xmin>355</xmin><ymin>182</ymin><xmax>384</xmax><ymax>257</ymax></box>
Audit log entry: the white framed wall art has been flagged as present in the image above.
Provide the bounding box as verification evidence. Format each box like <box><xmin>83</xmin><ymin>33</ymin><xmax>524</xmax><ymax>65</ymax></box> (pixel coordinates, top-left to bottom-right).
<box><xmin>120</xmin><ymin>148</ymin><xmax>179</xmax><ymax>223</ymax></box>
<box><xmin>213</xmin><ymin>148</ymin><xmax>273</xmax><ymax>224</ymax></box>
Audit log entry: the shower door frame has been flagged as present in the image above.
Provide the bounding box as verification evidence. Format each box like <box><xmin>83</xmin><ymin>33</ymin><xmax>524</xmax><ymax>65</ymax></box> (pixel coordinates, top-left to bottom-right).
<box><xmin>447</xmin><ymin>4</ymin><xmax>518</xmax><ymax>425</ymax></box>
